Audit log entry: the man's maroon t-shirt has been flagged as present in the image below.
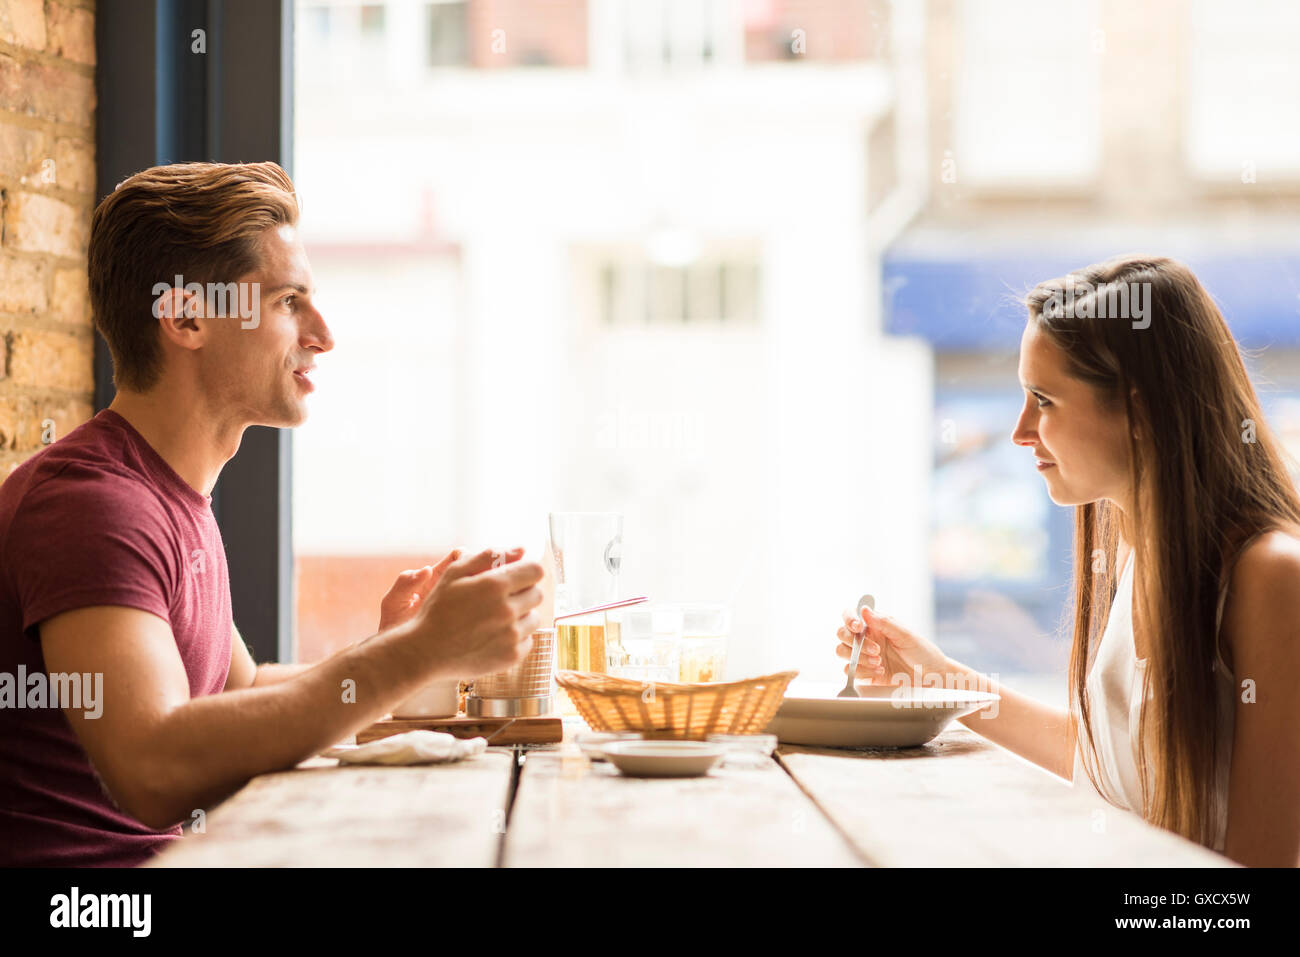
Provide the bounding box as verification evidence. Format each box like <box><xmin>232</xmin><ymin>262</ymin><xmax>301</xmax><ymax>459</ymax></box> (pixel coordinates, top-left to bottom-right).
<box><xmin>0</xmin><ymin>409</ymin><xmax>232</xmax><ymax>866</ymax></box>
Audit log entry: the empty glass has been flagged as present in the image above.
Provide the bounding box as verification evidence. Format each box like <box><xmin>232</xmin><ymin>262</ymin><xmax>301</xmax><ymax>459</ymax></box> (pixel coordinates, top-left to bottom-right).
<box><xmin>547</xmin><ymin>512</ymin><xmax>623</xmax><ymax>617</ymax></box>
<box><xmin>609</xmin><ymin>604</ymin><xmax>682</xmax><ymax>682</ymax></box>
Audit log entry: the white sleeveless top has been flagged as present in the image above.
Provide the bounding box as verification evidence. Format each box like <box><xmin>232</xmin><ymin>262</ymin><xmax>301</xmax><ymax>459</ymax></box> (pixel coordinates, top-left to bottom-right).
<box><xmin>1069</xmin><ymin>538</ymin><xmax>1255</xmax><ymax>853</ymax></box>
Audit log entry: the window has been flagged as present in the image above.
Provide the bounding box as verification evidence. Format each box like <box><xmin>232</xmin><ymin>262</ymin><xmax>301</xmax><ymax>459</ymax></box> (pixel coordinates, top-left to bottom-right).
<box><xmin>1256</xmin><ymin>375</ymin><xmax>1300</xmax><ymax>485</ymax></box>
<box><xmin>426</xmin><ymin>0</ymin><xmax>468</xmax><ymax>67</ymax></box>
<box><xmin>1185</xmin><ymin>0</ymin><xmax>1300</xmax><ymax>181</ymax></box>
<box><xmin>953</xmin><ymin>0</ymin><xmax>1100</xmax><ymax>186</ymax></box>
<box><xmin>360</xmin><ymin>3</ymin><xmax>385</xmax><ymax>34</ymax></box>
<box><xmin>297</xmin><ymin>1</ymin><xmax>393</xmax><ymax>88</ymax></box>
<box><xmin>591</xmin><ymin>0</ymin><xmax>742</xmax><ymax>74</ymax></box>
<box><xmin>596</xmin><ymin>253</ymin><xmax>760</xmax><ymax>325</ymax></box>
<box><xmin>932</xmin><ymin>387</ymin><xmax>1073</xmax><ymax>698</ymax></box>
<box><xmin>742</xmin><ymin>0</ymin><xmax>891</xmax><ymax>63</ymax></box>
<box><xmin>305</xmin><ymin>5</ymin><xmax>330</xmax><ymax>40</ymax></box>
<box><xmin>291</xmin><ymin>0</ymin><xmax>922</xmax><ymax>689</ymax></box>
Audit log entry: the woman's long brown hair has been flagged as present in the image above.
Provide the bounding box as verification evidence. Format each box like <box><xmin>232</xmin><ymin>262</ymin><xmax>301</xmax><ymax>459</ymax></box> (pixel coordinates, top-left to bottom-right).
<box><xmin>1025</xmin><ymin>255</ymin><xmax>1300</xmax><ymax>847</ymax></box>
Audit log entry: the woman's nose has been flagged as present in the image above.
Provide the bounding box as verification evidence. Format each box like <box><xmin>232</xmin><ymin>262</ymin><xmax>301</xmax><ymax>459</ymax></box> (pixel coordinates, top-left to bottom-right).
<box><xmin>1011</xmin><ymin>407</ymin><xmax>1036</xmax><ymax>446</ymax></box>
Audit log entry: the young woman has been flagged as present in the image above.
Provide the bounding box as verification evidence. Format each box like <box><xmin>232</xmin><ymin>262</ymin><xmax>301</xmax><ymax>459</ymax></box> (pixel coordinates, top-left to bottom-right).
<box><xmin>835</xmin><ymin>255</ymin><xmax>1300</xmax><ymax>867</ymax></box>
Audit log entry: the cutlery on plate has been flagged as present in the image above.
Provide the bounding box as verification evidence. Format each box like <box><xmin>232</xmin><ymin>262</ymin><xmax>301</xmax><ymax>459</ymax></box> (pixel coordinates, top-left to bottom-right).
<box><xmin>838</xmin><ymin>593</ymin><xmax>875</xmax><ymax>698</ymax></box>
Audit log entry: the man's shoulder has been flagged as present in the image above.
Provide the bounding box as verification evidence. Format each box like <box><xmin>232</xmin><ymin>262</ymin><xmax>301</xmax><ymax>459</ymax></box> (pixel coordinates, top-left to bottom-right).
<box><xmin>0</xmin><ymin>418</ymin><xmax>189</xmax><ymax>628</ymax></box>
<box><xmin>1</xmin><ymin>417</ymin><xmax>172</xmax><ymax>537</ymax></box>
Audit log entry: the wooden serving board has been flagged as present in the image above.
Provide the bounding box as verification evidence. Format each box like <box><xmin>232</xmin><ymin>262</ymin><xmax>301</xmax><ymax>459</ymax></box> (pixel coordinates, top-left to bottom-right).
<box><xmin>356</xmin><ymin>715</ymin><xmax>563</xmax><ymax>746</ymax></box>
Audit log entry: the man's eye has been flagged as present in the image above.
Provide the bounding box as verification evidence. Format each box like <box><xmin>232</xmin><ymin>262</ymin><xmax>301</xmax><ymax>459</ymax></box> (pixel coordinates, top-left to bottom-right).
<box><xmin>281</xmin><ymin>295</ymin><xmax>296</xmax><ymax>308</ymax></box>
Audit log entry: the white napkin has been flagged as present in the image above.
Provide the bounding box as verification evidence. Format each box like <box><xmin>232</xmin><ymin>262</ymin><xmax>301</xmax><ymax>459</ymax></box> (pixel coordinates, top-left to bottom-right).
<box><xmin>323</xmin><ymin>730</ymin><xmax>488</xmax><ymax>765</ymax></box>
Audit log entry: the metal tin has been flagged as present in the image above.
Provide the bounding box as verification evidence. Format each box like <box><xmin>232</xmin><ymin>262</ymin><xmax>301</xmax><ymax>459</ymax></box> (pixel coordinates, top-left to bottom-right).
<box><xmin>466</xmin><ymin>694</ymin><xmax>554</xmax><ymax>717</ymax></box>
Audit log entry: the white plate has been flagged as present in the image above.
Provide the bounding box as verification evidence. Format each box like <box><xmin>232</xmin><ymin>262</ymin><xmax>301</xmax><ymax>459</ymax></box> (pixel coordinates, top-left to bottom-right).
<box><xmin>602</xmin><ymin>740</ymin><xmax>726</xmax><ymax>777</ymax></box>
<box><xmin>574</xmin><ymin>731</ymin><xmax>643</xmax><ymax>761</ymax></box>
<box><xmin>767</xmin><ymin>683</ymin><xmax>1000</xmax><ymax>748</ymax></box>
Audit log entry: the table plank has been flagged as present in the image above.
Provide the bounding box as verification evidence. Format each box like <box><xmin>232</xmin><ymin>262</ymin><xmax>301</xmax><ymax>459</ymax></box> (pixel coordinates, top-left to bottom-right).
<box><xmin>148</xmin><ymin>750</ymin><xmax>516</xmax><ymax>867</ymax></box>
<box><xmin>503</xmin><ymin>747</ymin><xmax>863</xmax><ymax>867</ymax></box>
<box><xmin>778</xmin><ymin>725</ymin><xmax>1235</xmax><ymax>867</ymax></box>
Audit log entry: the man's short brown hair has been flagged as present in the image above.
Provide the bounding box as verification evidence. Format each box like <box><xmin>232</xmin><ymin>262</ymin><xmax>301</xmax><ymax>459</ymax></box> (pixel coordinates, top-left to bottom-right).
<box><xmin>88</xmin><ymin>161</ymin><xmax>300</xmax><ymax>391</ymax></box>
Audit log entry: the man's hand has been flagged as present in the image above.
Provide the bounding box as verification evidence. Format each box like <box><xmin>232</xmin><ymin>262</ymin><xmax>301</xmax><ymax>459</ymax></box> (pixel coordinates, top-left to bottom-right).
<box><xmin>404</xmin><ymin>547</ymin><xmax>545</xmax><ymax>678</ymax></box>
<box><xmin>378</xmin><ymin>547</ymin><xmax>525</xmax><ymax>632</ymax></box>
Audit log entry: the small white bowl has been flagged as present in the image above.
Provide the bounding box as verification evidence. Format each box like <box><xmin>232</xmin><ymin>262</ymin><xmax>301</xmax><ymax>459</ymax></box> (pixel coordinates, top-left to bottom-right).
<box><xmin>601</xmin><ymin>740</ymin><xmax>726</xmax><ymax>778</ymax></box>
<box><xmin>392</xmin><ymin>678</ymin><xmax>461</xmax><ymax>719</ymax></box>
<box><xmin>575</xmin><ymin>731</ymin><xmax>643</xmax><ymax>761</ymax></box>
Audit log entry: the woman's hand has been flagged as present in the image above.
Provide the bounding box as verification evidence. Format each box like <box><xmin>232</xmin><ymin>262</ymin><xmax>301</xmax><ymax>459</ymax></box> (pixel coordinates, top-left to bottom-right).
<box><xmin>835</xmin><ymin>603</ymin><xmax>953</xmax><ymax>687</ymax></box>
<box><xmin>379</xmin><ymin>547</ymin><xmax>525</xmax><ymax>632</ymax></box>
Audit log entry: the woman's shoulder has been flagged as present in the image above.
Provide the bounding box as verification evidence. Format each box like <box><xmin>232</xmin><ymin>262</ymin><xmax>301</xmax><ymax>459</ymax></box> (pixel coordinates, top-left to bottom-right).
<box><xmin>1234</xmin><ymin>528</ymin><xmax>1300</xmax><ymax>578</ymax></box>
<box><xmin>1220</xmin><ymin>527</ymin><xmax>1300</xmax><ymax>673</ymax></box>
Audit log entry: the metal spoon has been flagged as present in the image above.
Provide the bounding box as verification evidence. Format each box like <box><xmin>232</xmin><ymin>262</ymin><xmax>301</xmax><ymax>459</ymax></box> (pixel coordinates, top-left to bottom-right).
<box><xmin>838</xmin><ymin>594</ymin><xmax>876</xmax><ymax>698</ymax></box>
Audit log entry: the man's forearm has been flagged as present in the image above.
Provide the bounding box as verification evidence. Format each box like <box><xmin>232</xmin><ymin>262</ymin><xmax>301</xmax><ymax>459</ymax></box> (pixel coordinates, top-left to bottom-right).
<box><xmin>251</xmin><ymin>662</ymin><xmax>313</xmax><ymax>687</ymax></box>
<box><xmin>135</xmin><ymin>619</ymin><xmax>434</xmax><ymax>828</ymax></box>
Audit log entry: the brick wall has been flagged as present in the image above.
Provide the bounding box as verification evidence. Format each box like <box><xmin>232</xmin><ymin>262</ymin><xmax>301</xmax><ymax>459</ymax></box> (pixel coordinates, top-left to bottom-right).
<box><xmin>0</xmin><ymin>0</ymin><xmax>96</xmax><ymax>480</ymax></box>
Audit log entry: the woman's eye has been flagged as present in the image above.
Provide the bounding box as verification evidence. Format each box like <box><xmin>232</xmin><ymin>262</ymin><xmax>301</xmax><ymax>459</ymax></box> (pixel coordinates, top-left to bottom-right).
<box><xmin>1035</xmin><ymin>396</ymin><xmax>1051</xmax><ymax>408</ymax></box>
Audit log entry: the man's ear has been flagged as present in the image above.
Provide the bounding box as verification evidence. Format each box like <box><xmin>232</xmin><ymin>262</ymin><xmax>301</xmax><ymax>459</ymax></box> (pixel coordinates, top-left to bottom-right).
<box><xmin>152</xmin><ymin>286</ymin><xmax>207</xmax><ymax>349</ymax></box>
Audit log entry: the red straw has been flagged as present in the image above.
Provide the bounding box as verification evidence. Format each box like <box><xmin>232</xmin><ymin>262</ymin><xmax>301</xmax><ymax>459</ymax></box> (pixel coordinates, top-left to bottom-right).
<box><xmin>553</xmin><ymin>596</ymin><xmax>649</xmax><ymax>622</ymax></box>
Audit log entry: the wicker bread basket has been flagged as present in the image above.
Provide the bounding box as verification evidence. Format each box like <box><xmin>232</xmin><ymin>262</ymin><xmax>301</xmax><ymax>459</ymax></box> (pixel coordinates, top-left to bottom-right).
<box><xmin>556</xmin><ymin>670</ymin><xmax>798</xmax><ymax>739</ymax></box>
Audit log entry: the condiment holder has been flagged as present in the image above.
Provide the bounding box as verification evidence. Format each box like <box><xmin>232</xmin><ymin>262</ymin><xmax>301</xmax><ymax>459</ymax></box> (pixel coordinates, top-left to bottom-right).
<box><xmin>467</xmin><ymin>628</ymin><xmax>556</xmax><ymax>717</ymax></box>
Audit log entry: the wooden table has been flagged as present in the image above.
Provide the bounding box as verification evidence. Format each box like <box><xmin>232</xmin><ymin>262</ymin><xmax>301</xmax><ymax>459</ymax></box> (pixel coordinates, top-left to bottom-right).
<box><xmin>149</xmin><ymin>724</ymin><xmax>1234</xmax><ymax>868</ymax></box>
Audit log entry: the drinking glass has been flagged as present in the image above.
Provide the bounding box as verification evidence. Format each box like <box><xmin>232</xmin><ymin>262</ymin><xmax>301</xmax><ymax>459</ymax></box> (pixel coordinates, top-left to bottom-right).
<box><xmin>609</xmin><ymin>604</ymin><xmax>682</xmax><ymax>682</ymax></box>
<box><xmin>679</xmin><ymin>602</ymin><xmax>730</xmax><ymax>682</ymax></box>
<box><xmin>548</xmin><ymin>512</ymin><xmax>623</xmax><ymax>617</ymax></box>
<box><xmin>548</xmin><ymin>512</ymin><xmax>622</xmax><ymax>713</ymax></box>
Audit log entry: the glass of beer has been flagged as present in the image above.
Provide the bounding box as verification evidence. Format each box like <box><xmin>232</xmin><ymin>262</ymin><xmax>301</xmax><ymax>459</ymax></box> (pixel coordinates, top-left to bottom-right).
<box><xmin>549</xmin><ymin>512</ymin><xmax>623</xmax><ymax>713</ymax></box>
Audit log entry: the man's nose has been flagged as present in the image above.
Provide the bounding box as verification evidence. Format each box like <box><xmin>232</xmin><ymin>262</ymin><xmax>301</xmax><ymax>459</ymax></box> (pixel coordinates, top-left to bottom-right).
<box><xmin>306</xmin><ymin>307</ymin><xmax>333</xmax><ymax>353</ymax></box>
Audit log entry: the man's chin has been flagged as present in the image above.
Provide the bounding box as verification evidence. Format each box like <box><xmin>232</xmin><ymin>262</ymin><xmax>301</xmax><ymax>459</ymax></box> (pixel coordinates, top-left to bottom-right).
<box><xmin>282</xmin><ymin>406</ymin><xmax>310</xmax><ymax>428</ymax></box>
<box><xmin>256</xmin><ymin>402</ymin><xmax>310</xmax><ymax>429</ymax></box>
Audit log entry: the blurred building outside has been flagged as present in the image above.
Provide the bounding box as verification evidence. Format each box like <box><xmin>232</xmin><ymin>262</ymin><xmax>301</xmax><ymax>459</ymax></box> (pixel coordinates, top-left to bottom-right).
<box><xmin>291</xmin><ymin>0</ymin><xmax>1300</xmax><ymax>710</ymax></box>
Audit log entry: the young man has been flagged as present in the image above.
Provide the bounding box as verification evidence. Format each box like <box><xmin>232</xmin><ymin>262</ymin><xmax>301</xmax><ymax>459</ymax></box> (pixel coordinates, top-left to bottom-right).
<box><xmin>0</xmin><ymin>161</ymin><xmax>545</xmax><ymax>866</ymax></box>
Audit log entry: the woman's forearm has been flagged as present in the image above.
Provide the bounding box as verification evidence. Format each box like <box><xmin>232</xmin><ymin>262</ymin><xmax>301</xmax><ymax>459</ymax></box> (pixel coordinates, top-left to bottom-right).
<box><xmin>943</xmin><ymin>657</ymin><xmax>1076</xmax><ymax>782</ymax></box>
